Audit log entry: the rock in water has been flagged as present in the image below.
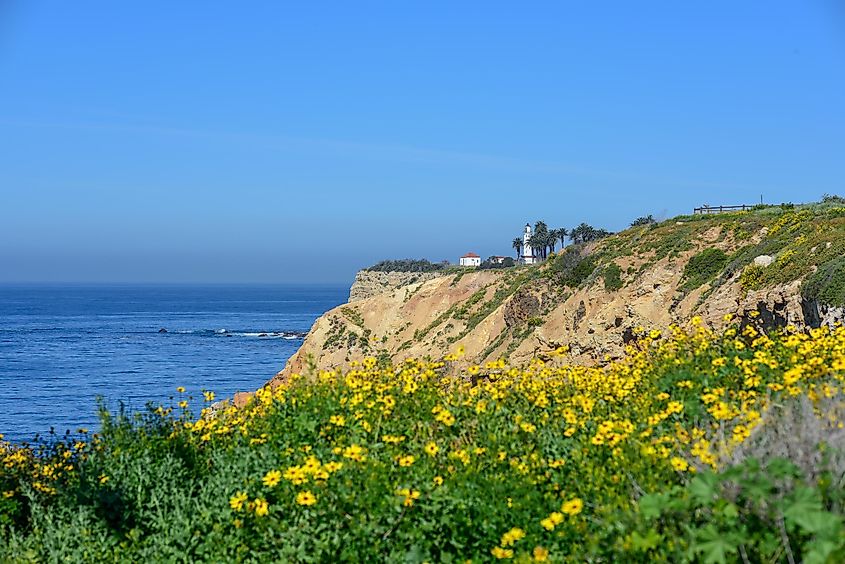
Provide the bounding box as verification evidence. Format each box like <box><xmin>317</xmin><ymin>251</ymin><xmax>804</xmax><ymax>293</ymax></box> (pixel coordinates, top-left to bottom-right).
<box><xmin>158</xmin><ymin>328</ymin><xmax>168</xmax><ymax>333</ymax></box>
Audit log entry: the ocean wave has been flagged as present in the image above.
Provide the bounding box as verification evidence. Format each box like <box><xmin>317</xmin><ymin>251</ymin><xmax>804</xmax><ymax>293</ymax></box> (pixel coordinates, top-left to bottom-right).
<box><xmin>160</xmin><ymin>329</ymin><xmax>306</xmax><ymax>339</ymax></box>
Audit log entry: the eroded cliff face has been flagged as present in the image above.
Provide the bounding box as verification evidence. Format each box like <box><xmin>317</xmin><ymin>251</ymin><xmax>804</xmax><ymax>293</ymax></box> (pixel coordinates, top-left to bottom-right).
<box><xmin>348</xmin><ymin>270</ymin><xmax>446</xmax><ymax>302</ymax></box>
<box><xmin>270</xmin><ymin>270</ymin><xmax>840</xmax><ymax>389</ymax></box>
<box><xmin>261</xmin><ymin>211</ymin><xmax>845</xmax><ymax>391</ymax></box>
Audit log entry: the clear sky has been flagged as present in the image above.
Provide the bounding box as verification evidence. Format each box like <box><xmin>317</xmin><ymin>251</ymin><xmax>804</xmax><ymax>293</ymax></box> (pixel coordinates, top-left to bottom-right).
<box><xmin>1</xmin><ymin>1</ymin><xmax>843</xmax><ymax>283</ymax></box>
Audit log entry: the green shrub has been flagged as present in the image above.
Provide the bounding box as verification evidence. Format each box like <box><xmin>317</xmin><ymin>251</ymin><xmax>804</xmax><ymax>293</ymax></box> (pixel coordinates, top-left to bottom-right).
<box><xmin>552</xmin><ymin>248</ymin><xmax>597</xmax><ymax>288</ymax></box>
<box><xmin>603</xmin><ymin>263</ymin><xmax>623</xmax><ymax>291</ymax></box>
<box><xmin>632</xmin><ymin>457</ymin><xmax>844</xmax><ymax>563</ymax></box>
<box><xmin>802</xmin><ymin>257</ymin><xmax>845</xmax><ymax>307</ymax></box>
<box><xmin>681</xmin><ymin>248</ymin><xmax>729</xmax><ymax>292</ymax></box>
<box><xmin>526</xmin><ymin>316</ymin><xmax>544</xmax><ymax>327</ymax></box>
<box><xmin>822</xmin><ymin>193</ymin><xmax>845</xmax><ymax>205</ymax></box>
<box><xmin>366</xmin><ymin>259</ymin><xmax>445</xmax><ymax>273</ymax></box>
<box><xmin>340</xmin><ymin>307</ymin><xmax>364</xmax><ymax>328</ymax></box>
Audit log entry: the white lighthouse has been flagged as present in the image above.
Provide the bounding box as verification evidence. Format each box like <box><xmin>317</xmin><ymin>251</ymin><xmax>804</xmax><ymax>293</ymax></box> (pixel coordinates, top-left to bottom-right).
<box><xmin>522</xmin><ymin>223</ymin><xmax>538</xmax><ymax>264</ymax></box>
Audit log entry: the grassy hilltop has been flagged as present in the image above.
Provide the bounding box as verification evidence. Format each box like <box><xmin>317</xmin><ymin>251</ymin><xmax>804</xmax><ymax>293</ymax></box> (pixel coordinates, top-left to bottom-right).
<box><xmin>2</xmin><ymin>201</ymin><xmax>845</xmax><ymax>561</ymax></box>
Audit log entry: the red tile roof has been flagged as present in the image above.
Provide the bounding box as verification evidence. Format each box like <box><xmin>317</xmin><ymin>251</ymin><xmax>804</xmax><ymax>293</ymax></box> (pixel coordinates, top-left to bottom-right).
<box><xmin>461</xmin><ymin>252</ymin><xmax>480</xmax><ymax>258</ymax></box>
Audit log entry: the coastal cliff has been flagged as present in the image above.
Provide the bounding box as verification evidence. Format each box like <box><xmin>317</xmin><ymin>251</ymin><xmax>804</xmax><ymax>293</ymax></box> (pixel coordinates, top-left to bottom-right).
<box><xmin>267</xmin><ymin>205</ymin><xmax>845</xmax><ymax>387</ymax></box>
<box><xmin>348</xmin><ymin>270</ymin><xmax>446</xmax><ymax>302</ymax></box>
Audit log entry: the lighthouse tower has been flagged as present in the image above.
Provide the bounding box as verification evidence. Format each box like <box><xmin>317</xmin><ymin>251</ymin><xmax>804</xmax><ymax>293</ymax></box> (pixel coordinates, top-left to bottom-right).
<box><xmin>522</xmin><ymin>223</ymin><xmax>537</xmax><ymax>264</ymax></box>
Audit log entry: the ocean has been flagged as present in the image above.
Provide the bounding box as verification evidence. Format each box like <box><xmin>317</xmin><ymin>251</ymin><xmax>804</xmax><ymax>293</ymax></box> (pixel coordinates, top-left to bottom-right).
<box><xmin>0</xmin><ymin>284</ymin><xmax>347</xmax><ymax>444</ymax></box>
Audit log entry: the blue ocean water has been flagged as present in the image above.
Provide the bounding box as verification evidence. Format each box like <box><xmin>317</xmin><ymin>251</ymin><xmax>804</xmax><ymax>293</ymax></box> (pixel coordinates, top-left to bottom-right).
<box><xmin>0</xmin><ymin>284</ymin><xmax>347</xmax><ymax>444</ymax></box>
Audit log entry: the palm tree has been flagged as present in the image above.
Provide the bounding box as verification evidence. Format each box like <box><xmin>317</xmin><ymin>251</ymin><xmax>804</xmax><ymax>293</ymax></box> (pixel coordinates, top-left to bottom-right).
<box><xmin>530</xmin><ymin>222</ymin><xmax>550</xmax><ymax>259</ymax></box>
<box><xmin>544</xmin><ymin>230</ymin><xmax>556</xmax><ymax>256</ymax></box>
<box><xmin>527</xmin><ymin>234</ymin><xmax>542</xmax><ymax>260</ymax></box>
<box><xmin>512</xmin><ymin>237</ymin><xmax>522</xmax><ymax>259</ymax></box>
<box><xmin>556</xmin><ymin>228</ymin><xmax>569</xmax><ymax>249</ymax></box>
<box><xmin>570</xmin><ymin>223</ymin><xmax>591</xmax><ymax>244</ymax></box>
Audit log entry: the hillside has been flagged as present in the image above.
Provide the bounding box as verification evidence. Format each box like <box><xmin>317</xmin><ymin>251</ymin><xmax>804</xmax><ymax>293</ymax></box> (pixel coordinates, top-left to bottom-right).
<box><xmin>268</xmin><ymin>203</ymin><xmax>845</xmax><ymax>389</ymax></box>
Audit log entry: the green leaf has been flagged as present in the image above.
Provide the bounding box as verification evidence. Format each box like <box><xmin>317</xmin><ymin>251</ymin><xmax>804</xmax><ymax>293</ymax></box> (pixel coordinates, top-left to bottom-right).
<box><xmin>692</xmin><ymin>524</ymin><xmax>738</xmax><ymax>564</ymax></box>
<box><xmin>782</xmin><ymin>486</ymin><xmax>827</xmax><ymax>533</ymax></box>
<box><xmin>631</xmin><ymin>529</ymin><xmax>662</xmax><ymax>551</ymax></box>
<box><xmin>638</xmin><ymin>493</ymin><xmax>666</xmax><ymax>520</ymax></box>
<box><xmin>766</xmin><ymin>457</ymin><xmax>800</xmax><ymax>480</ymax></box>
<box><xmin>802</xmin><ymin>539</ymin><xmax>843</xmax><ymax>564</ymax></box>
<box><xmin>720</xmin><ymin>502</ymin><xmax>739</xmax><ymax>520</ymax></box>
<box><xmin>689</xmin><ymin>474</ymin><xmax>719</xmax><ymax>506</ymax></box>
<box><xmin>792</xmin><ymin>509</ymin><xmax>840</xmax><ymax>536</ymax></box>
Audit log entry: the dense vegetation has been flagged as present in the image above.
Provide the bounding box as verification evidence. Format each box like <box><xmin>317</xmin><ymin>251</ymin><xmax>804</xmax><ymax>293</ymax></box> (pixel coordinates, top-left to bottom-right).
<box><xmin>680</xmin><ymin>248</ymin><xmax>729</xmax><ymax>292</ymax></box>
<box><xmin>2</xmin><ymin>321</ymin><xmax>844</xmax><ymax>561</ymax></box>
<box><xmin>556</xmin><ymin>198</ymin><xmax>845</xmax><ymax>308</ymax></box>
<box><xmin>479</xmin><ymin>257</ymin><xmax>516</xmax><ymax>270</ymax></box>
<box><xmin>366</xmin><ymin>259</ymin><xmax>446</xmax><ymax>273</ymax></box>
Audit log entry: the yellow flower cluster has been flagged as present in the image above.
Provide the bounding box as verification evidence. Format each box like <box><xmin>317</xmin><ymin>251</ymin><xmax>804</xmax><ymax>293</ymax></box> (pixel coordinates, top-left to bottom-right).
<box><xmin>9</xmin><ymin>319</ymin><xmax>838</xmax><ymax>560</ymax></box>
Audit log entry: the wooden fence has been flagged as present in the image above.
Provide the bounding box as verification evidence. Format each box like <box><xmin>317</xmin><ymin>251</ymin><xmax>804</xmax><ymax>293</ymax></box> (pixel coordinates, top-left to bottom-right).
<box><xmin>693</xmin><ymin>204</ymin><xmax>753</xmax><ymax>215</ymax></box>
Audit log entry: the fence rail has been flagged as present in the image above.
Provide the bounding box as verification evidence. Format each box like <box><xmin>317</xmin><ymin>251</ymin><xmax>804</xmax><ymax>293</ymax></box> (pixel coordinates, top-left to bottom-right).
<box><xmin>693</xmin><ymin>204</ymin><xmax>753</xmax><ymax>215</ymax></box>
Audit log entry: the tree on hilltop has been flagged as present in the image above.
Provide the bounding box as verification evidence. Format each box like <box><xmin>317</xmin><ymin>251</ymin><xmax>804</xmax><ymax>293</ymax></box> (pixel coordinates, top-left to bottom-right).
<box><xmin>552</xmin><ymin>228</ymin><xmax>568</xmax><ymax>252</ymax></box>
<box><xmin>528</xmin><ymin>233</ymin><xmax>544</xmax><ymax>260</ymax></box>
<box><xmin>570</xmin><ymin>223</ymin><xmax>612</xmax><ymax>244</ymax></box>
<box><xmin>512</xmin><ymin>237</ymin><xmax>522</xmax><ymax>259</ymax></box>
<box><xmin>631</xmin><ymin>215</ymin><xmax>656</xmax><ymax>227</ymax></box>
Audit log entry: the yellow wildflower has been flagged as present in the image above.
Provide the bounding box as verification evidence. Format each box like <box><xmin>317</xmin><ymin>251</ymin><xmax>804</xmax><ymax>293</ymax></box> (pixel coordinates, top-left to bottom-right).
<box><xmin>670</xmin><ymin>457</ymin><xmax>689</xmax><ymax>472</ymax></box>
<box><xmin>229</xmin><ymin>491</ymin><xmax>248</xmax><ymax>512</ymax></box>
<box><xmin>533</xmin><ymin>546</ymin><xmax>550</xmax><ymax>561</ymax></box>
<box><xmin>561</xmin><ymin>498</ymin><xmax>583</xmax><ymax>516</ymax></box>
<box><xmin>262</xmin><ymin>469</ymin><xmax>282</xmax><ymax>488</ymax></box>
<box><xmin>253</xmin><ymin>497</ymin><xmax>269</xmax><ymax>517</ymax></box>
<box><xmin>296</xmin><ymin>490</ymin><xmax>317</xmax><ymax>506</ymax></box>
<box><xmin>491</xmin><ymin>547</ymin><xmax>513</xmax><ymax>559</ymax></box>
<box><xmin>500</xmin><ymin>527</ymin><xmax>526</xmax><ymax>546</ymax></box>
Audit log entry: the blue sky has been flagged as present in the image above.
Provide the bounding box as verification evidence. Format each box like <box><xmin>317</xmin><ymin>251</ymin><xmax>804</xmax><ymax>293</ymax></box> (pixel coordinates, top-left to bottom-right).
<box><xmin>1</xmin><ymin>1</ymin><xmax>843</xmax><ymax>283</ymax></box>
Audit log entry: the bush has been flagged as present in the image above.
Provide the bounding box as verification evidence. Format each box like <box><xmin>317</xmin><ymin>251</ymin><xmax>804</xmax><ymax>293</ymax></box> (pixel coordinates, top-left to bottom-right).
<box><xmin>366</xmin><ymin>259</ymin><xmax>445</xmax><ymax>273</ymax></box>
<box><xmin>822</xmin><ymin>194</ymin><xmax>845</xmax><ymax>205</ymax></box>
<box><xmin>551</xmin><ymin>248</ymin><xmax>597</xmax><ymax>288</ymax></box>
<box><xmin>479</xmin><ymin>257</ymin><xmax>515</xmax><ymax>270</ymax></box>
<box><xmin>802</xmin><ymin>257</ymin><xmax>845</xmax><ymax>307</ymax></box>
<box><xmin>680</xmin><ymin>248</ymin><xmax>729</xmax><ymax>292</ymax></box>
<box><xmin>602</xmin><ymin>263</ymin><xmax>623</xmax><ymax>291</ymax></box>
<box><xmin>630</xmin><ymin>215</ymin><xmax>656</xmax><ymax>227</ymax></box>
<box><xmin>740</xmin><ymin>263</ymin><xmax>766</xmax><ymax>292</ymax></box>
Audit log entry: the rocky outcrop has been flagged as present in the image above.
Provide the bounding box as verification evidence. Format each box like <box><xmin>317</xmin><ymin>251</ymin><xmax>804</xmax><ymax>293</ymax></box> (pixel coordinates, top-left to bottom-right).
<box><xmin>503</xmin><ymin>288</ymin><xmax>540</xmax><ymax>328</ymax></box>
<box><xmin>800</xmin><ymin>298</ymin><xmax>845</xmax><ymax>328</ymax></box>
<box><xmin>348</xmin><ymin>270</ymin><xmax>446</xmax><ymax>302</ymax></box>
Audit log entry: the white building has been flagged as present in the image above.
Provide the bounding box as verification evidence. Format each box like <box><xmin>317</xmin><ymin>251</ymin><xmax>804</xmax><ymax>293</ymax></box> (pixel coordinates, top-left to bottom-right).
<box><xmin>521</xmin><ymin>223</ymin><xmax>538</xmax><ymax>264</ymax></box>
<box><xmin>459</xmin><ymin>252</ymin><xmax>482</xmax><ymax>267</ymax></box>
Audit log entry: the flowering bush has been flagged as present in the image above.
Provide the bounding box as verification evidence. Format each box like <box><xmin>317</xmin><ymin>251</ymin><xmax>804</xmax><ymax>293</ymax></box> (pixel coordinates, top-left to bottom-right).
<box><xmin>2</xmin><ymin>319</ymin><xmax>844</xmax><ymax>561</ymax></box>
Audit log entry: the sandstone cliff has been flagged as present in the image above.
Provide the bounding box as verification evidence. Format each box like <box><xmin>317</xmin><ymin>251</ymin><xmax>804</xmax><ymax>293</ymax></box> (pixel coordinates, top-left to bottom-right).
<box><xmin>266</xmin><ymin>205</ymin><xmax>845</xmax><ymax>388</ymax></box>
<box><xmin>348</xmin><ymin>270</ymin><xmax>446</xmax><ymax>302</ymax></box>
